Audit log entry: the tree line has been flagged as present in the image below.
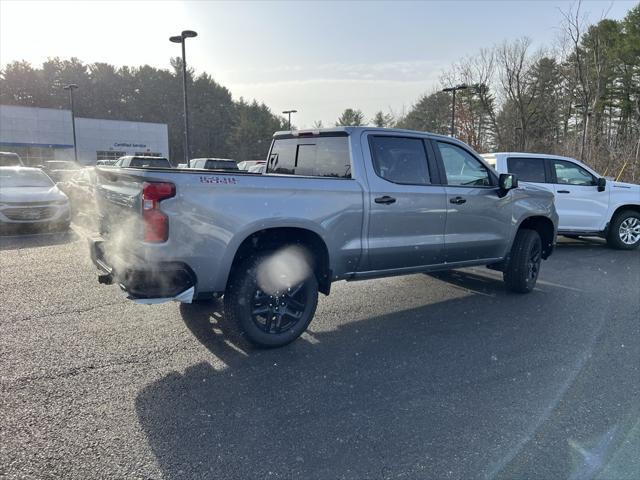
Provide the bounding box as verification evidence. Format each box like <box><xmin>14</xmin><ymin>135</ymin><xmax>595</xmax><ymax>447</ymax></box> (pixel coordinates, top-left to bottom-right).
<box><xmin>1</xmin><ymin>4</ymin><xmax>638</xmax><ymax>180</ymax></box>
<box><xmin>0</xmin><ymin>57</ymin><xmax>285</xmax><ymax>162</ymax></box>
<box><xmin>332</xmin><ymin>4</ymin><xmax>639</xmax><ymax>182</ymax></box>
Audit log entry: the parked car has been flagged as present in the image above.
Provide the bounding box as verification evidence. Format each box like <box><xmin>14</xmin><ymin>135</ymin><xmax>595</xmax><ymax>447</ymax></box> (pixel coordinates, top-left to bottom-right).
<box><xmin>96</xmin><ymin>159</ymin><xmax>118</xmax><ymax>167</ymax></box>
<box><xmin>237</xmin><ymin>160</ymin><xmax>265</xmax><ymax>171</ymax></box>
<box><xmin>42</xmin><ymin>160</ymin><xmax>82</xmax><ymax>183</ymax></box>
<box><xmin>91</xmin><ymin>127</ymin><xmax>558</xmax><ymax>347</ymax></box>
<box><xmin>114</xmin><ymin>156</ymin><xmax>172</xmax><ymax>168</ymax></box>
<box><xmin>0</xmin><ymin>167</ymin><xmax>70</xmax><ymax>232</ymax></box>
<box><xmin>189</xmin><ymin>158</ymin><xmax>239</xmax><ymax>170</ymax></box>
<box><xmin>0</xmin><ymin>151</ymin><xmax>24</xmax><ymax>167</ymax></box>
<box><xmin>483</xmin><ymin>152</ymin><xmax>640</xmax><ymax>249</ymax></box>
<box><xmin>63</xmin><ymin>167</ymin><xmax>97</xmax><ymax>216</ymax></box>
<box><xmin>248</xmin><ymin>163</ymin><xmax>266</xmax><ymax>174</ymax></box>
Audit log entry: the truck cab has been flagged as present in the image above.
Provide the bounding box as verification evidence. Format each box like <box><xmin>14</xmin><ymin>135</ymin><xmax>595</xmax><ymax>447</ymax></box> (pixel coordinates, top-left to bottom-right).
<box><xmin>483</xmin><ymin>152</ymin><xmax>640</xmax><ymax>249</ymax></box>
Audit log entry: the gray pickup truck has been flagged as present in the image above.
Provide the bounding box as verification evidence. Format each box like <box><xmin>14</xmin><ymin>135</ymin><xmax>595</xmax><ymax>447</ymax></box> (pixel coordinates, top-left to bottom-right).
<box><xmin>91</xmin><ymin>127</ymin><xmax>558</xmax><ymax>347</ymax></box>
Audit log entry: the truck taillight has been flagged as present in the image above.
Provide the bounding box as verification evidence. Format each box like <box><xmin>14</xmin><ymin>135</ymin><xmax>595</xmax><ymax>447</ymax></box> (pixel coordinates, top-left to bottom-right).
<box><xmin>142</xmin><ymin>182</ymin><xmax>175</xmax><ymax>242</ymax></box>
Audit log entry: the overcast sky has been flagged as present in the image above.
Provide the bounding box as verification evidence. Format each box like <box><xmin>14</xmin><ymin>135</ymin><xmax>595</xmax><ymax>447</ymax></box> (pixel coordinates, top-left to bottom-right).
<box><xmin>0</xmin><ymin>0</ymin><xmax>635</xmax><ymax>127</ymax></box>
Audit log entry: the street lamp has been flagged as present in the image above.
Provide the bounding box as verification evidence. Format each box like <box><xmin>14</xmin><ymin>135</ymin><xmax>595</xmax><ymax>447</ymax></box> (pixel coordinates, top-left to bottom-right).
<box><xmin>282</xmin><ymin>110</ymin><xmax>297</xmax><ymax>130</ymax></box>
<box><xmin>63</xmin><ymin>84</ymin><xmax>79</xmax><ymax>163</ymax></box>
<box><xmin>441</xmin><ymin>84</ymin><xmax>468</xmax><ymax>137</ymax></box>
<box><xmin>170</xmin><ymin>29</ymin><xmax>198</xmax><ymax>167</ymax></box>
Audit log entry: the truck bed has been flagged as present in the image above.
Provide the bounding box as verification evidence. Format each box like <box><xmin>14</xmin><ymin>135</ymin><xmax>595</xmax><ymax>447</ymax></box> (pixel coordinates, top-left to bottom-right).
<box><xmin>94</xmin><ymin>166</ymin><xmax>365</xmax><ymax>298</ymax></box>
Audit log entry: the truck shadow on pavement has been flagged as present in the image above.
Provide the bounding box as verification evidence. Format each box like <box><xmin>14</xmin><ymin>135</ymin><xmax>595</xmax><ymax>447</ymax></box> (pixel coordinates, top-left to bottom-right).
<box><xmin>134</xmin><ymin>272</ymin><xmax>639</xmax><ymax>480</ymax></box>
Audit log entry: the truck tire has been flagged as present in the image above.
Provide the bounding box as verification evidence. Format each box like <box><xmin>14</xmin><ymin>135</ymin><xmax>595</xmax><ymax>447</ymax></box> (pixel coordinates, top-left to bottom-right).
<box><xmin>503</xmin><ymin>229</ymin><xmax>542</xmax><ymax>294</ymax></box>
<box><xmin>224</xmin><ymin>253</ymin><xmax>318</xmax><ymax>348</ymax></box>
<box><xmin>606</xmin><ymin>210</ymin><xmax>640</xmax><ymax>250</ymax></box>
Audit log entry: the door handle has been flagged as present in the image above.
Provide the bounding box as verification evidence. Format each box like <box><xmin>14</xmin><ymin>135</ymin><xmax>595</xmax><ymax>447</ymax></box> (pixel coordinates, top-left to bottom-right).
<box><xmin>449</xmin><ymin>196</ymin><xmax>467</xmax><ymax>205</ymax></box>
<box><xmin>374</xmin><ymin>195</ymin><xmax>396</xmax><ymax>205</ymax></box>
<box><xmin>557</xmin><ymin>190</ymin><xmax>571</xmax><ymax>194</ymax></box>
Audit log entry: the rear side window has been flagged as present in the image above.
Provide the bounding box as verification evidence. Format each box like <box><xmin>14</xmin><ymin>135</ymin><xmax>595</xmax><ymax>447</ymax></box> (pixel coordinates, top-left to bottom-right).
<box><xmin>369</xmin><ymin>136</ymin><xmax>430</xmax><ymax>185</ymax></box>
<box><xmin>507</xmin><ymin>157</ymin><xmax>547</xmax><ymax>183</ymax></box>
<box><xmin>267</xmin><ymin>136</ymin><xmax>351</xmax><ymax>178</ymax></box>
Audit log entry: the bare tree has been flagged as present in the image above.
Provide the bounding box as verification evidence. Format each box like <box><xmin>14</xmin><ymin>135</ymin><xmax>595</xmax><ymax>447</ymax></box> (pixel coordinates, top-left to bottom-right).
<box><xmin>560</xmin><ymin>2</ymin><xmax>593</xmax><ymax>160</ymax></box>
<box><xmin>450</xmin><ymin>48</ymin><xmax>503</xmax><ymax>150</ymax></box>
<box><xmin>496</xmin><ymin>37</ymin><xmax>543</xmax><ymax>150</ymax></box>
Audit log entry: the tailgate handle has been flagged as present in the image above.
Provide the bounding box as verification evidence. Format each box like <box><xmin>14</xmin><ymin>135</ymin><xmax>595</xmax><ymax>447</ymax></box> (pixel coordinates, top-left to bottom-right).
<box><xmin>375</xmin><ymin>196</ymin><xmax>396</xmax><ymax>205</ymax></box>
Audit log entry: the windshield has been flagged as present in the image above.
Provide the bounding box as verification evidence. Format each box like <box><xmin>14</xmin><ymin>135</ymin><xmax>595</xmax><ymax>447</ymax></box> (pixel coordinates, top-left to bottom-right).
<box><xmin>0</xmin><ymin>169</ymin><xmax>54</xmax><ymax>187</ymax></box>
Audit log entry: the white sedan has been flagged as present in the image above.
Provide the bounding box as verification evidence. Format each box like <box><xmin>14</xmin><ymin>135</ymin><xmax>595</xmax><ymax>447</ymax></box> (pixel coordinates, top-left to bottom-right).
<box><xmin>0</xmin><ymin>167</ymin><xmax>71</xmax><ymax>232</ymax></box>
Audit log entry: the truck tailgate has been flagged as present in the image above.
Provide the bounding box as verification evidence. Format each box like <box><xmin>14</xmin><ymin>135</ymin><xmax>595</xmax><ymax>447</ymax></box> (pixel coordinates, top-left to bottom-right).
<box><xmin>95</xmin><ymin>168</ymin><xmax>145</xmax><ymax>238</ymax></box>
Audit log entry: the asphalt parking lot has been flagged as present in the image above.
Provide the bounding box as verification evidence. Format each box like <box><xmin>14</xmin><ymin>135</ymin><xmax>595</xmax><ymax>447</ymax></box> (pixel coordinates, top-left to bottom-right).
<box><xmin>1</xmin><ymin>229</ymin><xmax>639</xmax><ymax>480</ymax></box>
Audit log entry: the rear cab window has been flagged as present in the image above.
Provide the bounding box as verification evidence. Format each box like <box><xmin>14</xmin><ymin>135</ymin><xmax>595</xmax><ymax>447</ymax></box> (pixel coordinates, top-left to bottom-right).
<box><xmin>204</xmin><ymin>160</ymin><xmax>238</xmax><ymax>170</ymax></box>
<box><xmin>129</xmin><ymin>158</ymin><xmax>171</xmax><ymax>168</ymax></box>
<box><xmin>267</xmin><ymin>135</ymin><xmax>351</xmax><ymax>178</ymax></box>
<box><xmin>481</xmin><ymin>155</ymin><xmax>497</xmax><ymax>170</ymax></box>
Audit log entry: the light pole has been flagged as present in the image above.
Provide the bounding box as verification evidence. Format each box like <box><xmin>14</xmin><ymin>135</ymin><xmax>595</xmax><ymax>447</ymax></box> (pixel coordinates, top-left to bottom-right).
<box><xmin>441</xmin><ymin>84</ymin><xmax>468</xmax><ymax>137</ymax></box>
<box><xmin>170</xmin><ymin>29</ymin><xmax>198</xmax><ymax>167</ymax></box>
<box><xmin>282</xmin><ymin>110</ymin><xmax>297</xmax><ymax>130</ymax></box>
<box><xmin>63</xmin><ymin>84</ymin><xmax>79</xmax><ymax>163</ymax></box>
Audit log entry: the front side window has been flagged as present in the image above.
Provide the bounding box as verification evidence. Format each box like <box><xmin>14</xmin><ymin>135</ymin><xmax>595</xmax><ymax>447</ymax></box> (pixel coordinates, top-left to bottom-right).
<box><xmin>437</xmin><ymin>142</ymin><xmax>491</xmax><ymax>187</ymax></box>
<box><xmin>267</xmin><ymin>136</ymin><xmax>350</xmax><ymax>178</ymax></box>
<box><xmin>370</xmin><ymin>136</ymin><xmax>430</xmax><ymax>185</ymax></box>
<box><xmin>551</xmin><ymin>160</ymin><xmax>595</xmax><ymax>186</ymax></box>
<box><xmin>507</xmin><ymin>157</ymin><xmax>547</xmax><ymax>183</ymax></box>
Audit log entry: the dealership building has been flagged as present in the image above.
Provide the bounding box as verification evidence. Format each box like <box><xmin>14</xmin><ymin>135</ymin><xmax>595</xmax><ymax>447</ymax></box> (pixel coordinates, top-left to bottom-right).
<box><xmin>0</xmin><ymin>105</ymin><xmax>169</xmax><ymax>165</ymax></box>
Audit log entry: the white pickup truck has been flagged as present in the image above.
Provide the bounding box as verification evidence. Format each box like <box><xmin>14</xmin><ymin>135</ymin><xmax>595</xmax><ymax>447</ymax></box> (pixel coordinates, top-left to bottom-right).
<box><xmin>483</xmin><ymin>153</ymin><xmax>640</xmax><ymax>249</ymax></box>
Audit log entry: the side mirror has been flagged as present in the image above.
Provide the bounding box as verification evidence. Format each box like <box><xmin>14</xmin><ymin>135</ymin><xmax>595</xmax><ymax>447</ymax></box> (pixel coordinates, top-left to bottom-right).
<box><xmin>597</xmin><ymin>177</ymin><xmax>606</xmax><ymax>192</ymax></box>
<box><xmin>499</xmin><ymin>173</ymin><xmax>518</xmax><ymax>191</ymax></box>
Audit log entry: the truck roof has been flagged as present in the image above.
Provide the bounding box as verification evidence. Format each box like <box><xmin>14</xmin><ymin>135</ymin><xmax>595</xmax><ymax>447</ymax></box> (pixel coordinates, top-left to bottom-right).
<box><xmin>191</xmin><ymin>157</ymin><xmax>235</xmax><ymax>162</ymax></box>
<box><xmin>273</xmin><ymin>126</ymin><xmax>459</xmax><ymax>142</ymax></box>
<box><xmin>483</xmin><ymin>152</ymin><xmax>581</xmax><ymax>162</ymax></box>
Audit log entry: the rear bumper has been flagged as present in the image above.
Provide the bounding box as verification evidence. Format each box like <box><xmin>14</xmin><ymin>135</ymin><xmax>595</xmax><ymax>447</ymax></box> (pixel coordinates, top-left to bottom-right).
<box><xmin>90</xmin><ymin>238</ymin><xmax>196</xmax><ymax>301</ymax></box>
